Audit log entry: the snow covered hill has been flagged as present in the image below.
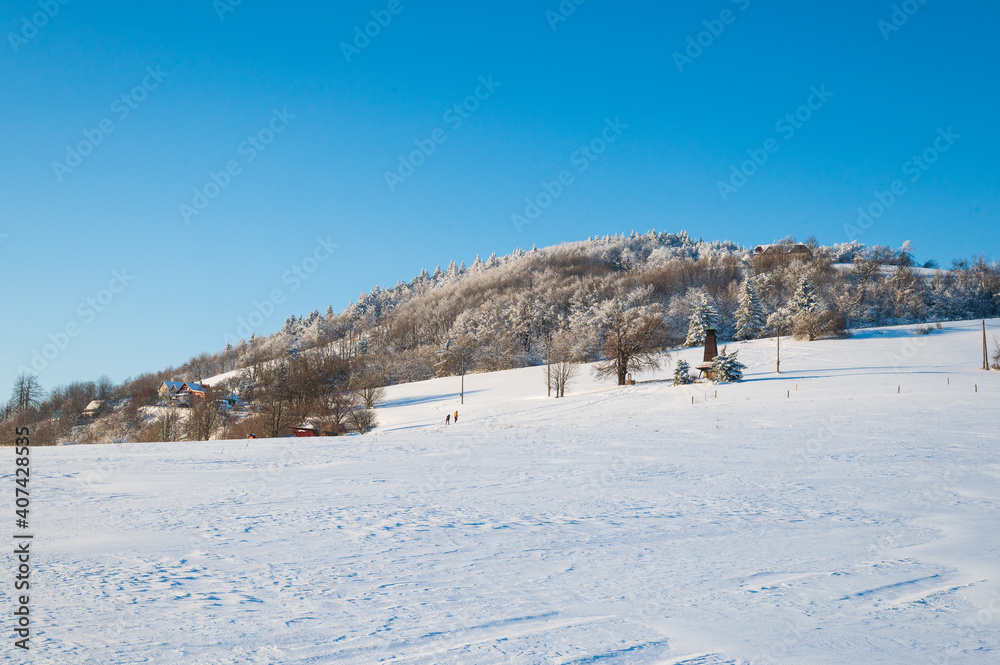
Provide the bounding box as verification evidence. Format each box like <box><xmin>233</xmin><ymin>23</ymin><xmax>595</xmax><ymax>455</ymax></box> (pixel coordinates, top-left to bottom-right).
<box><xmin>17</xmin><ymin>320</ymin><xmax>1000</xmax><ymax>664</ymax></box>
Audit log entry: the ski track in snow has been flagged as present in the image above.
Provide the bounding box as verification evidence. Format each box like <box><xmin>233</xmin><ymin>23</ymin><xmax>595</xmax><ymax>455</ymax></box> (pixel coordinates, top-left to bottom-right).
<box><xmin>6</xmin><ymin>320</ymin><xmax>1000</xmax><ymax>664</ymax></box>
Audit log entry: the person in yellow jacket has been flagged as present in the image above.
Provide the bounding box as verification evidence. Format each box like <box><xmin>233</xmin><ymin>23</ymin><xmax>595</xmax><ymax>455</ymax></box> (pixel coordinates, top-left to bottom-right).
<box><xmin>453</xmin><ymin>410</ymin><xmax>459</xmax><ymax>424</ymax></box>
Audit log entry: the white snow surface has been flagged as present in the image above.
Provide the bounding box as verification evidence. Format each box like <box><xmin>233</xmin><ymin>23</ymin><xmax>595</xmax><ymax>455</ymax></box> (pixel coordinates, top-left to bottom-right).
<box><xmin>11</xmin><ymin>319</ymin><xmax>1000</xmax><ymax>664</ymax></box>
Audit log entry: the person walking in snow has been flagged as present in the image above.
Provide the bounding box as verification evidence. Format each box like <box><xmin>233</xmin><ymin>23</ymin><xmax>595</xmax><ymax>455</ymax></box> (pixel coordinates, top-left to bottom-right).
<box><xmin>445</xmin><ymin>413</ymin><xmax>451</xmax><ymax>425</ymax></box>
<box><xmin>453</xmin><ymin>410</ymin><xmax>458</xmax><ymax>424</ymax></box>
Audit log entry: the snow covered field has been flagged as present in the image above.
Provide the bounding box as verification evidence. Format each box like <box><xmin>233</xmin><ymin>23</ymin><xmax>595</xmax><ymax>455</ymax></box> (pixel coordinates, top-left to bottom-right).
<box><xmin>12</xmin><ymin>320</ymin><xmax>1000</xmax><ymax>664</ymax></box>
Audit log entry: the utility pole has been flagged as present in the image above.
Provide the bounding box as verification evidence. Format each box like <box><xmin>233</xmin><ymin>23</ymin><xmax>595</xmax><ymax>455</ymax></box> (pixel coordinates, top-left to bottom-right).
<box><xmin>776</xmin><ymin>334</ymin><xmax>781</xmax><ymax>374</ymax></box>
<box><xmin>546</xmin><ymin>338</ymin><xmax>551</xmax><ymax>397</ymax></box>
<box><xmin>460</xmin><ymin>355</ymin><xmax>465</xmax><ymax>405</ymax></box>
<box><xmin>984</xmin><ymin>320</ymin><xmax>989</xmax><ymax>371</ymax></box>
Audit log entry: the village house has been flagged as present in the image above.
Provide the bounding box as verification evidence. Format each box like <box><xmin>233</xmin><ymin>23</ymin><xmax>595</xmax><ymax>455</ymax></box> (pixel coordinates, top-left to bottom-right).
<box><xmin>83</xmin><ymin>400</ymin><xmax>105</xmax><ymax>418</ymax></box>
<box><xmin>158</xmin><ymin>381</ymin><xmax>211</xmax><ymax>405</ymax></box>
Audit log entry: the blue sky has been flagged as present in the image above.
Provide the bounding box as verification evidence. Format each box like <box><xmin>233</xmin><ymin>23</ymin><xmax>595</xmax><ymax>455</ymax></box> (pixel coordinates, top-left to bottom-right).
<box><xmin>1</xmin><ymin>0</ymin><xmax>998</xmax><ymax>393</ymax></box>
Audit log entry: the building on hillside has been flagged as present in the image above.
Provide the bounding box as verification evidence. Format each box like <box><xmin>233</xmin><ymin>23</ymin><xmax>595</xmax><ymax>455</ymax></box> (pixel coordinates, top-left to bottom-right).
<box><xmin>159</xmin><ymin>381</ymin><xmax>186</xmax><ymax>398</ymax></box>
<box><xmin>182</xmin><ymin>382</ymin><xmax>210</xmax><ymax>401</ymax></box>
<box><xmin>290</xmin><ymin>423</ymin><xmax>339</xmax><ymax>437</ymax></box>
<box><xmin>83</xmin><ymin>400</ymin><xmax>105</xmax><ymax>417</ymax></box>
<box><xmin>159</xmin><ymin>381</ymin><xmax>211</xmax><ymax>405</ymax></box>
<box><xmin>753</xmin><ymin>243</ymin><xmax>813</xmax><ymax>259</ymax></box>
<box><xmin>216</xmin><ymin>395</ymin><xmax>246</xmax><ymax>412</ymax></box>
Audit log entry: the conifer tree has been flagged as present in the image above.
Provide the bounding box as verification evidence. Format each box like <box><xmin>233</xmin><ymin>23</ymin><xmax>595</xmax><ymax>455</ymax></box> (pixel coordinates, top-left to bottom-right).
<box><xmin>684</xmin><ymin>295</ymin><xmax>718</xmax><ymax>347</ymax></box>
<box><xmin>791</xmin><ymin>278</ymin><xmax>818</xmax><ymax>314</ymax></box>
<box><xmin>735</xmin><ymin>278</ymin><xmax>765</xmax><ymax>340</ymax></box>
<box><xmin>710</xmin><ymin>347</ymin><xmax>746</xmax><ymax>383</ymax></box>
<box><xmin>672</xmin><ymin>359</ymin><xmax>693</xmax><ymax>385</ymax></box>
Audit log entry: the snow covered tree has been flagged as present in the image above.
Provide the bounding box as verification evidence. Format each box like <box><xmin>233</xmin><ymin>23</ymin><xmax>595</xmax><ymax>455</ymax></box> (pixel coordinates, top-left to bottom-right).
<box><xmin>791</xmin><ymin>278</ymin><xmax>818</xmax><ymax>314</ymax></box>
<box><xmin>594</xmin><ymin>288</ymin><xmax>669</xmax><ymax>385</ymax></box>
<box><xmin>684</xmin><ymin>295</ymin><xmax>718</xmax><ymax>347</ymax></box>
<box><xmin>734</xmin><ymin>279</ymin><xmax>765</xmax><ymax>340</ymax></box>
<box><xmin>544</xmin><ymin>331</ymin><xmax>580</xmax><ymax>397</ymax></box>
<box><xmin>792</xmin><ymin>310</ymin><xmax>848</xmax><ymax>341</ymax></box>
<box><xmin>710</xmin><ymin>347</ymin><xmax>745</xmax><ymax>383</ymax></box>
<box><xmin>672</xmin><ymin>359</ymin><xmax>693</xmax><ymax>385</ymax></box>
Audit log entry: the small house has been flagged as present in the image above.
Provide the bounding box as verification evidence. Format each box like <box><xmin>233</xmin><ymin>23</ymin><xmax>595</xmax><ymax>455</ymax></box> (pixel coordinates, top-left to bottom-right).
<box><xmin>181</xmin><ymin>382</ymin><xmax>210</xmax><ymax>401</ymax></box>
<box><xmin>83</xmin><ymin>400</ymin><xmax>105</xmax><ymax>417</ymax></box>
<box><xmin>158</xmin><ymin>381</ymin><xmax>186</xmax><ymax>398</ymax></box>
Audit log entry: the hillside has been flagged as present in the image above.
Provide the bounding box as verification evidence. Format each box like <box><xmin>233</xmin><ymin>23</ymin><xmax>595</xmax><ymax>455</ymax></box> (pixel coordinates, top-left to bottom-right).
<box><xmin>22</xmin><ymin>319</ymin><xmax>1000</xmax><ymax>663</ymax></box>
<box><xmin>4</xmin><ymin>231</ymin><xmax>999</xmax><ymax>446</ymax></box>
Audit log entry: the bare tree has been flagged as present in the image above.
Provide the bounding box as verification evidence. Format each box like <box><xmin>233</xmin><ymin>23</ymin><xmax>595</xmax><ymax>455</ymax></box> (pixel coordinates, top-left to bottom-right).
<box><xmin>9</xmin><ymin>373</ymin><xmax>45</xmax><ymax>415</ymax></box>
<box><xmin>320</xmin><ymin>390</ymin><xmax>357</xmax><ymax>435</ymax></box>
<box><xmin>349</xmin><ymin>406</ymin><xmax>378</xmax><ymax>434</ymax></box>
<box><xmin>155</xmin><ymin>410</ymin><xmax>182</xmax><ymax>442</ymax></box>
<box><xmin>96</xmin><ymin>375</ymin><xmax>115</xmax><ymax>401</ymax></box>
<box><xmin>436</xmin><ymin>335</ymin><xmax>475</xmax><ymax>404</ymax></box>
<box><xmin>254</xmin><ymin>361</ymin><xmax>292</xmax><ymax>438</ymax></box>
<box><xmin>594</xmin><ymin>293</ymin><xmax>669</xmax><ymax>386</ymax></box>
<box><xmin>350</xmin><ymin>372</ymin><xmax>386</xmax><ymax>409</ymax></box>
<box><xmin>544</xmin><ymin>332</ymin><xmax>580</xmax><ymax>397</ymax></box>
<box><xmin>186</xmin><ymin>398</ymin><xmax>221</xmax><ymax>441</ymax></box>
<box><xmin>792</xmin><ymin>310</ymin><xmax>849</xmax><ymax>341</ymax></box>
<box><xmin>122</xmin><ymin>373</ymin><xmax>163</xmax><ymax>418</ymax></box>
<box><xmin>852</xmin><ymin>245</ymin><xmax>895</xmax><ymax>282</ymax></box>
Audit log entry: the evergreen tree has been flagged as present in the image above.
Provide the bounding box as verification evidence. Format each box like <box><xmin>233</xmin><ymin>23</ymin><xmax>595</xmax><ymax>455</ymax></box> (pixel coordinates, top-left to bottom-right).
<box><xmin>734</xmin><ymin>278</ymin><xmax>765</xmax><ymax>340</ymax></box>
<box><xmin>684</xmin><ymin>295</ymin><xmax>718</xmax><ymax>347</ymax></box>
<box><xmin>710</xmin><ymin>347</ymin><xmax>746</xmax><ymax>383</ymax></box>
<box><xmin>672</xmin><ymin>359</ymin><xmax>693</xmax><ymax>385</ymax></box>
<box><xmin>791</xmin><ymin>278</ymin><xmax>818</xmax><ymax>313</ymax></box>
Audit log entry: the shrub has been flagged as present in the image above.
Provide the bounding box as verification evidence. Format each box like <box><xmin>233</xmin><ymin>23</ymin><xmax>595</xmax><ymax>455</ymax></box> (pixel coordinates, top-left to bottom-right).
<box><xmin>349</xmin><ymin>408</ymin><xmax>378</xmax><ymax>434</ymax></box>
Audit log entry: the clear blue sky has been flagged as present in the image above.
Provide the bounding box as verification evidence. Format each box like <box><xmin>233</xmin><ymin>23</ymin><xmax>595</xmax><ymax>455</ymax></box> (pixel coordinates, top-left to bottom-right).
<box><xmin>2</xmin><ymin>0</ymin><xmax>998</xmax><ymax>393</ymax></box>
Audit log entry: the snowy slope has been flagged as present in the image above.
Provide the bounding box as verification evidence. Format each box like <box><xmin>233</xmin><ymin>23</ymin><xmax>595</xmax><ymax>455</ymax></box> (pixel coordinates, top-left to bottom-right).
<box><xmin>11</xmin><ymin>320</ymin><xmax>1000</xmax><ymax>664</ymax></box>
